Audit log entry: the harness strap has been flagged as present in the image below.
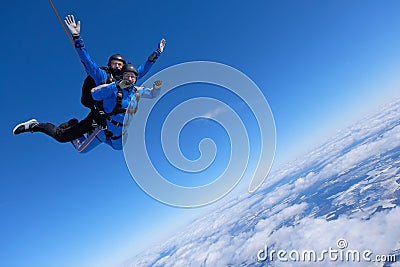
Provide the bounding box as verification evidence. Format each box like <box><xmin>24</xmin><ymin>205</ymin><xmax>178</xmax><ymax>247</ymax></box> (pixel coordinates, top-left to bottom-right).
<box><xmin>90</xmin><ymin>69</ymin><xmax>117</xmax><ymax>129</ymax></box>
<box><xmin>103</xmin><ymin>82</ymin><xmax>141</xmax><ymax>140</ymax></box>
<box><xmin>111</xmin><ymin>134</ymin><xmax>123</xmax><ymax>140</ymax></box>
<box><xmin>104</xmin><ymin>129</ymin><xmax>123</xmax><ymax>140</ymax></box>
<box><xmin>108</xmin><ymin>86</ymin><xmax>126</xmax><ymax>116</ymax></box>
<box><xmin>107</xmin><ymin>117</ymin><xmax>128</xmax><ymax>127</ymax></box>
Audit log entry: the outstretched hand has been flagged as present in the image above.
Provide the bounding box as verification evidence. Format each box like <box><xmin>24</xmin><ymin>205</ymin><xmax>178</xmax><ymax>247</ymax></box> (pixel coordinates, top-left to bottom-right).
<box><xmin>153</xmin><ymin>80</ymin><xmax>162</xmax><ymax>89</ymax></box>
<box><xmin>64</xmin><ymin>15</ymin><xmax>81</xmax><ymax>37</ymax></box>
<box><xmin>158</xmin><ymin>38</ymin><xmax>166</xmax><ymax>53</ymax></box>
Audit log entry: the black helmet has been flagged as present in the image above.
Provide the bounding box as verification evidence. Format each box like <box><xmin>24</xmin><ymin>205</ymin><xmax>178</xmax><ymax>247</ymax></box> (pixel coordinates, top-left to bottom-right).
<box><xmin>108</xmin><ymin>54</ymin><xmax>126</xmax><ymax>67</ymax></box>
<box><xmin>108</xmin><ymin>54</ymin><xmax>126</xmax><ymax>78</ymax></box>
<box><xmin>122</xmin><ymin>63</ymin><xmax>138</xmax><ymax>77</ymax></box>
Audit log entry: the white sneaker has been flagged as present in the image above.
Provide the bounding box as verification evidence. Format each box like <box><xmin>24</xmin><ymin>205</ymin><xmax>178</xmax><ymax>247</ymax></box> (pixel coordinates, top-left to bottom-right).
<box><xmin>13</xmin><ymin>119</ymin><xmax>39</xmax><ymax>135</ymax></box>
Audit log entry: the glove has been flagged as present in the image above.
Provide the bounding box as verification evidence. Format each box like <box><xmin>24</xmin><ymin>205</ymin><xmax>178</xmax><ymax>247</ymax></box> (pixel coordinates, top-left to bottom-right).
<box><xmin>118</xmin><ymin>80</ymin><xmax>133</xmax><ymax>89</ymax></box>
<box><xmin>157</xmin><ymin>38</ymin><xmax>166</xmax><ymax>53</ymax></box>
<box><xmin>64</xmin><ymin>15</ymin><xmax>81</xmax><ymax>38</ymax></box>
<box><xmin>153</xmin><ymin>80</ymin><xmax>162</xmax><ymax>89</ymax></box>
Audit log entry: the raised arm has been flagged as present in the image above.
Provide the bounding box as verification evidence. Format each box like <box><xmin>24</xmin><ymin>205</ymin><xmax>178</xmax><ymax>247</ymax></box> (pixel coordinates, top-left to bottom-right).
<box><xmin>137</xmin><ymin>80</ymin><xmax>162</xmax><ymax>99</ymax></box>
<box><xmin>64</xmin><ymin>15</ymin><xmax>108</xmax><ymax>85</ymax></box>
<box><xmin>136</xmin><ymin>38</ymin><xmax>166</xmax><ymax>79</ymax></box>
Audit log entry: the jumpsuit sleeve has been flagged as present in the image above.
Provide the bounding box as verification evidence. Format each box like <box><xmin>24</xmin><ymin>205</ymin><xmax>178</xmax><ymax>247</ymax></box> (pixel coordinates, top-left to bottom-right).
<box><xmin>73</xmin><ymin>37</ymin><xmax>108</xmax><ymax>86</ymax></box>
<box><xmin>136</xmin><ymin>49</ymin><xmax>162</xmax><ymax>79</ymax></box>
<box><xmin>137</xmin><ymin>86</ymin><xmax>161</xmax><ymax>99</ymax></box>
<box><xmin>91</xmin><ymin>83</ymin><xmax>117</xmax><ymax>101</ymax></box>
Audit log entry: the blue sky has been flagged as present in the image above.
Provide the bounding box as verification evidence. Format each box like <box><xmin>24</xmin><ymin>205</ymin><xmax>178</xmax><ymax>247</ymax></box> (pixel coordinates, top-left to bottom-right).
<box><xmin>1</xmin><ymin>0</ymin><xmax>400</xmax><ymax>266</ymax></box>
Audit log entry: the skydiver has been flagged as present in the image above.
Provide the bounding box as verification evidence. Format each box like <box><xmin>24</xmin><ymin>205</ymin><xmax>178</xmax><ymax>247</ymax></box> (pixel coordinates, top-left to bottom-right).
<box><xmin>13</xmin><ymin>15</ymin><xmax>166</xmax><ymax>150</ymax></box>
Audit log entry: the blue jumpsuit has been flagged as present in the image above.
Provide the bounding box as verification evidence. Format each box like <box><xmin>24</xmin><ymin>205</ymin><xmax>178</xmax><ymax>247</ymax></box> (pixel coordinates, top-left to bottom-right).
<box><xmin>68</xmin><ymin>37</ymin><xmax>161</xmax><ymax>152</ymax></box>
<box><xmin>85</xmin><ymin>82</ymin><xmax>161</xmax><ymax>150</ymax></box>
<box><xmin>25</xmin><ymin>36</ymin><xmax>162</xmax><ymax>151</ymax></box>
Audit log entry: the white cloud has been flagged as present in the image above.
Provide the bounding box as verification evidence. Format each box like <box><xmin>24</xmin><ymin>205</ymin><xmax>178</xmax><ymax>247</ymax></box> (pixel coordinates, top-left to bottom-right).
<box><xmin>123</xmin><ymin>97</ymin><xmax>400</xmax><ymax>267</ymax></box>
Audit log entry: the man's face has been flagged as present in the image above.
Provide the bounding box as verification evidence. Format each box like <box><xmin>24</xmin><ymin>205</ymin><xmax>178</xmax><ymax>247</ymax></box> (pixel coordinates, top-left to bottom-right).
<box><xmin>110</xmin><ymin>60</ymin><xmax>124</xmax><ymax>70</ymax></box>
<box><xmin>123</xmin><ymin>72</ymin><xmax>137</xmax><ymax>84</ymax></box>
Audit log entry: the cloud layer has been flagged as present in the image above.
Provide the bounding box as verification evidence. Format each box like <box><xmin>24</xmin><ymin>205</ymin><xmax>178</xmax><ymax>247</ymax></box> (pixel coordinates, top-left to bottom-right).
<box><xmin>124</xmin><ymin>97</ymin><xmax>400</xmax><ymax>267</ymax></box>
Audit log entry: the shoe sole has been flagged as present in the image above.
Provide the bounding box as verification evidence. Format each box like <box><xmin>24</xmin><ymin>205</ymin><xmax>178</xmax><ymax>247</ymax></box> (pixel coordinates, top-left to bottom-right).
<box><xmin>13</xmin><ymin>119</ymin><xmax>38</xmax><ymax>135</ymax></box>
